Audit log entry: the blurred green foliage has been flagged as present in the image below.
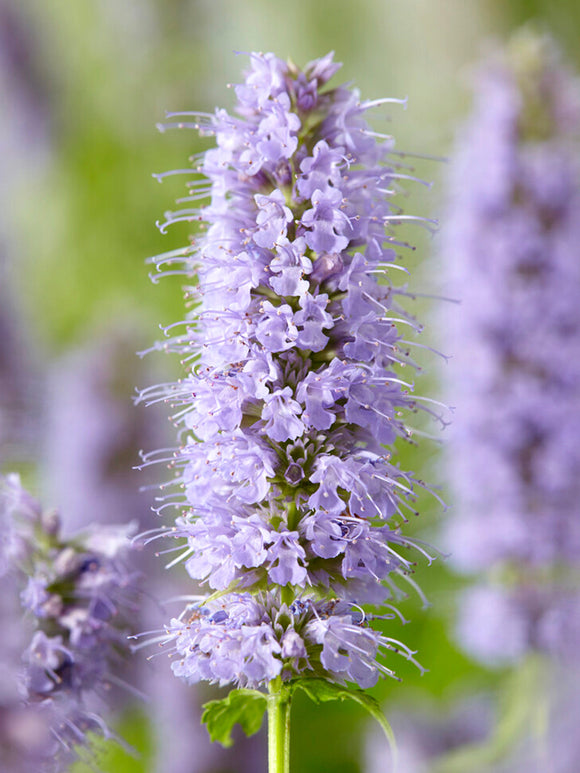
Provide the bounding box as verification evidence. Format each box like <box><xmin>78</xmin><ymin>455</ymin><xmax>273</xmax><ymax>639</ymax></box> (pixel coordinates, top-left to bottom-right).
<box><xmin>69</xmin><ymin>709</ymin><xmax>153</xmax><ymax>773</ymax></box>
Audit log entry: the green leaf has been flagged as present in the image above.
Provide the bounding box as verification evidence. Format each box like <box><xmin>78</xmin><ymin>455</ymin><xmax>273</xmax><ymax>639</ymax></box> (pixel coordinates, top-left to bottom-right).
<box><xmin>291</xmin><ymin>679</ymin><xmax>397</xmax><ymax>765</ymax></box>
<box><xmin>201</xmin><ymin>689</ymin><xmax>267</xmax><ymax>748</ymax></box>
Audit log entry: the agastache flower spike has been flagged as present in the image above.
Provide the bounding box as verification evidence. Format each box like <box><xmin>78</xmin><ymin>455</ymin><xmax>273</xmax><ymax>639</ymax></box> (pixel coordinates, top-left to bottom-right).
<box><xmin>142</xmin><ymin>51</ymin><xmax>439</xmax><ymax>765</ymax></box>
<box><xmin>442</xmin><ymin>30</ymin><xmax>580</xmax><ymax>666</ymax></box>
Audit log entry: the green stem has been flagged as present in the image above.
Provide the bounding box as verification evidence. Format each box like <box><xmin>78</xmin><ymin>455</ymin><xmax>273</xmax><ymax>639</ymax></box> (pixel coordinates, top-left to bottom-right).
<box><xmin>268</xmin><ymin>679</ymin><xmax>292</xmax><ymax>773</ymax></box>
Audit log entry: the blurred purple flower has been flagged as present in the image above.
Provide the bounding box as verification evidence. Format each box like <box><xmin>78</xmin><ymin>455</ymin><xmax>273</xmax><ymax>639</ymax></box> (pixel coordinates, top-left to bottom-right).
<box><xmin>365</xmin><ymin>697</ymin><xmax>493</xmax><ymax>773</ymax></box>
<box><xmin>443</xmin><ymin>30</ymin><xmax>580</xmax><ymax>664</ymax></box>
<box><xmin>0</xmin><ymin>474</ymin><xmax>139</xmax><ymax>769</ymax></box>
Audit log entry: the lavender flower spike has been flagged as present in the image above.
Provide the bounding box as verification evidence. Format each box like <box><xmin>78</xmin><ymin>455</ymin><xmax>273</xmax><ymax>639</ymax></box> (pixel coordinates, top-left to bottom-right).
<box><xmin>143</xmin><ymin>52</ymin><xmax>438</xmax><ymax>754</ymax></box>
<box><xmin>442</xmin><ymin>30</ymin><xmax>580</xmax><ymax>665</ymax></box>
<box><xmin>0</xmin><ymin>473</ymin><xmax>140</xmax><ymax>770</ymax></box>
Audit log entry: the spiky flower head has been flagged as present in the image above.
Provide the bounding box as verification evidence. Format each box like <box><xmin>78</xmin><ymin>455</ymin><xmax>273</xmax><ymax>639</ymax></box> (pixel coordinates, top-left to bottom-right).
<box><xmin>442</xmin><ymin>29</ymin><xmax>580</xmax><ymax>665</ymax></box>
<box><xmin>143</xmin><ymin>52</ymin><xmax>437</xmax><ymax>692</ymax></box>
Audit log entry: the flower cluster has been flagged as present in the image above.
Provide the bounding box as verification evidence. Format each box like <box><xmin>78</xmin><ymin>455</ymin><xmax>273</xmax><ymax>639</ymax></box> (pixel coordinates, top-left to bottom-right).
<box><xmin>0</xmin><ymin>473</ymin><xmax>139</xmax><ymax>768</ymax></box>
<box><xmin>143</xmin><ymin>52</ymin><xmax>434</xmax><ymax>691</ymax></box>
<box><xmin>442</xmin><ymin>30</ymin><xmax>580</xmax><ymax>664</ymax></box>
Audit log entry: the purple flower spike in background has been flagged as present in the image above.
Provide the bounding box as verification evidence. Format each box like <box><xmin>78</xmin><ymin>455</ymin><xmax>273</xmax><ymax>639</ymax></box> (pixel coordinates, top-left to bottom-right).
<box><xmin>0</xmin><ymin>474</ymin><xmax>140</xmax><ymax>771</ymax></box>
<box><xmin>142</xmin><ymin>51</ymin><xmax>440</xmax><ymax>770</ymax></box>
<box><xmin>443</xmin><ymin>29</ymin><xmax>580</xmax><ymax>666</ymax></box>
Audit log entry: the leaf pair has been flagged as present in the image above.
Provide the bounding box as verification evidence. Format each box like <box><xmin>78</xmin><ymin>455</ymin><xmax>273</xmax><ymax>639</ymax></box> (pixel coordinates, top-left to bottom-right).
<box><xmin>202</xmin><ymin>678</ymin><xmax>396</xmax><ymax>767</ymax></box>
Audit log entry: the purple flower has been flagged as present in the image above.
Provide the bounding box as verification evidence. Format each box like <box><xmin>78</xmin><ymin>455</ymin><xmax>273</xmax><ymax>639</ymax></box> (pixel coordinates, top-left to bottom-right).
<box><xmin>145</xmin><ymin>51</ymin><xmax>438</xmax><ymax>694</ymax></box>
<box><xmin>0</xmin><ymin>474</ymin><xmax>139</xmax><ymax>765</ymax></box>
<box><xmin>166</xmin><ymin>595</ymin><xmax>283</xmax><ymax>688</ymax></box>
<box><xmin>365</xmin><ymin>698</ymin><xmax>493</xmax><ymax>773</ymax></box>
<box><xmin>442</xmin><ymin>31</ymin><xmax>580</xmax><ymax>664</ymax></box>
<box><xmin>253</xmin><ymin>190</ymin><xmax>294</xmax><ymax>249</ymax></box>
<box><xmin>312</xmin><ymin>616</ymin><xmax>381</xmax><ymax>689</ymax></box>
<box><xmin>255</xmin><ymin>301</ymin><xmax>298</xmax><ymax>352</ymax></box>
<box><xmin>234</xmin><ymin>52</ymin><xmax>286</xmax><ymax>110</ymax></box>
<box><xmin>268</xmin><ymin>238</ymin><xmax>312</xmax><ymax>298</ymax></box>
<box><xmin>266</xmin><ymin>530</ymin><xmax>307</xmax><ymax>586</ymax></box>
<box><xmin>303</xmin><ymin>51</ymin><xmax>342</xmax><ymax>87</ymax></box>
<box><xmin>262</xmin><ymin>387</ymin><xmax>305</xmax><ymax>442</ymax></box>
<box><xmin>294</xmin><ymin>292</ymin><xmax>334</xmax><ymax>352</ymax></box>
<box><xmin>301</xmin><ymin>187</ymin><xmax>352</xmax><ymax>253</ymax></box>
<box><xmin>295</xmin><ymin>140</ymin><xmax>343</xmax><ymax>200</ymax></box>
<box><xmin>184</xmin><ymin>512</ymin><xmax>270</xmax><ymax>590</ymax></box>
<box><xmin>20</xmin><ymin>577</ymin><xmax>50</xmax><ymax>616</ymax></box>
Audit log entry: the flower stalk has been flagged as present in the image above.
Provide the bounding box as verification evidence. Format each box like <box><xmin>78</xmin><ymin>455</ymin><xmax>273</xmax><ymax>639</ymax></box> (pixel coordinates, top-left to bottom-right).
<box><xmin>268</xmin><ymin>679</ymin><xmax>292</xmax><ymax>773</ymax></box>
